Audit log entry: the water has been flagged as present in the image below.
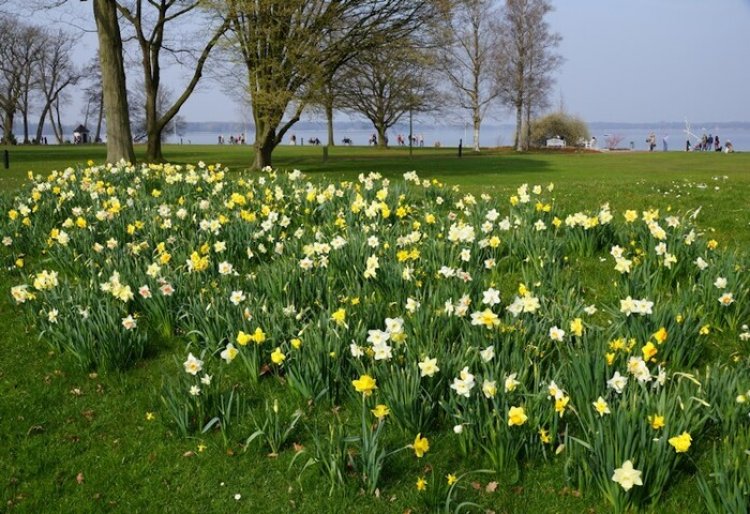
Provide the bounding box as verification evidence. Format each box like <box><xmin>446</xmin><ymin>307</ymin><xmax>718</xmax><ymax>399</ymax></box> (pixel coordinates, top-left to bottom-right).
<box><xmin>167</xmin><ymin>122</ymin><xmax>750</xmax><ymax>152</ymax></box>
<box><xmin>37</xmin><ymin>123</ymin><xmax>749</xmax><ymax>151</ymax></box>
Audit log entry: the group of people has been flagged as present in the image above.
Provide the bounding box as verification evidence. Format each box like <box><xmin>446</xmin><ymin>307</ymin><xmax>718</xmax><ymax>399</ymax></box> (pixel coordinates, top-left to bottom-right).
<box><xmin>688</xmin><ymin>133</ymin><xmax>726</xmax><ymax>152</ymax></box>
<box><xmin>395</xmin><ymin>133</ymin><xmax>425</xmax><ymax>147</ymax></box>
<box><xmin>217</xmin><ymin>134</ymin><xmax>246</xmax><ymax>145</ymax></box>
<box><xmin>289</xmin><ymin>134</ymin><xmax>323</xmax><ymax>146</ymax></box>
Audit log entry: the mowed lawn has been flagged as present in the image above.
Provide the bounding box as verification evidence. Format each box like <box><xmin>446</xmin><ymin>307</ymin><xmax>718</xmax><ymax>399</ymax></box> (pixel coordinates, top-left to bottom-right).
<box><xmin>1</xmin><ymin>144</ymin><xmax>748</xmax><ymax>513</ymax></box>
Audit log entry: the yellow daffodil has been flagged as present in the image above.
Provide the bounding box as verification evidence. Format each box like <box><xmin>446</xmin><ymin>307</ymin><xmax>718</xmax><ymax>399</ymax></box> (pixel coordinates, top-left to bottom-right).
<box><xmin>648</xmin><ymin>414</ymin><xmax>665</xmax><ymax>430</ymax></box>
<box><xmin>508</xmin><ymin>406</ymin><xmax>528</xmax><ymax>427</ymax></box>
<box><xmin>270</xmin><ymin>347</ymin><xmax>286</xmax><ymax>365</ymax></box>
<box><xmin>668</xmin><ymin>431</ymin><xmax>692</xmax><ymax>453</ymax></box>
<box><xmin>352</xmin><ymin>374</ymin><xmax>377</xmax><ymax>396</ymax></box>
<box><xmin>642</xmin><ymin>342</ymin><xmax>658</xmax><ymax>361</ymax></box>
<box><xmin>371</xmin><ymin>404</ymin><xmax>390</xmax><ymax>420</ymax></box>
<box><xmin>412</xmin><ymin>433</ymin><xmax>430</xmax><ymax>458</ymax></box>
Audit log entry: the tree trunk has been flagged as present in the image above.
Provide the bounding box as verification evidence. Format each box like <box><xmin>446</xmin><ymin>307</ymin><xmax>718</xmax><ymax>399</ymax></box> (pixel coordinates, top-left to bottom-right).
<box><xmin>93</xmin><ymin>0</ymin><xmax>135</xmax><ymax>163</ymax></box>
<box><xmin>146</xmin><ymin>126</ymin><xmax>163</xmax><ymax>162</ymax></box>
<box><xmin>2</xmin><ymin>110</ymin><xmax>13</xmax><ymax>144</ymax></box>
<box><xmin>326</xmin><ymin>100</ymin><xmax>335</xmax><ymax>147</ymax></box>
<box><xmin>52</xmin><ymin>101</ymin><xmax>64</xmax><ymax>144</ymax></box>
<box><xmin>376</xmin><ymin>124</ymin><xmax>388</xmax><ymax>148</ymax></box>
<box><xmin>514</xmin><ymin>101</ymin><xmax>523</xmax><ymax>151</ymax></box>
<box><xmin>35</xmin><ymin>104</ymin><xmax>49</xmax><ymax>144</ymax></box>
<box><xmin>253</xmin><ymin>128</ymin><xmax>275</xmax><ymax>170</ymax></box>
<box><xmin>472</xmin><ymin>110</ymin><xmax>481</xmax><ymax>152</ymax></box>
<box><xmin>22</xmin><ymin>109</ymin><xmax>30</xmax><ymax>144</ymax></box>
<box><xmin>524</xmin><ymin>102</ymin><xmax>531</xmax><ymax>151</ymax></box>
<box><xmin>94</xmin><ymin>92</ymin><xmax>104</xmax><ymax>143</ymax></box>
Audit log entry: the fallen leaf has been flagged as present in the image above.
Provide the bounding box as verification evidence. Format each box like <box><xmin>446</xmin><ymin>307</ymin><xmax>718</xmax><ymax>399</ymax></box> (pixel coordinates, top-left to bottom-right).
<box><xmin>81</xmin><ymin>410</ymin><xmax>95</xmax><ymax>421</ymax></box>
<box><xmin>485</xmin><ymin>481</ymin><xmax>498</xmax><ymax>493</ymax></box>
<box><xmin>293</xmin><ymin>442</ymin><xmax>305</xmax><ymax>453</ymax></box>
<box><xmin>76</xmin><ymin>472</ymin><xmax>84</xmax><ymax>484</ymax></box>
<box><xmin>471</xmin><ymin>481</ymin><xmax>481</xmax><ymax>491</ymax></box>
<box><xmin>26</xmin><ymin>425</ymin><xmax>44</xmax><ymax>436</ymax></box>
<box><xmin>183</xmin><ymin>451</ymin><xmax>195</xmax><ymax>458</ymax></box>
<box><xmin>226</xmin><ymin>448</ymin><xmax>235</xmax><ymax>457</ymax></box>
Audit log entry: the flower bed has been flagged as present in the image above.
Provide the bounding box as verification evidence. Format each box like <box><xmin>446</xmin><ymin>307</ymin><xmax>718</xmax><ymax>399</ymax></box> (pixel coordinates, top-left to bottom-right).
<box><xmin>3</xmin><ymin>161</ymin><xmax>749</xmax><ymax>512</ymax></box>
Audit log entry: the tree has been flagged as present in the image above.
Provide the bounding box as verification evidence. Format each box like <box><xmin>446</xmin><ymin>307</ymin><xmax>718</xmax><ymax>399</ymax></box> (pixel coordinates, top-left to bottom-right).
<box><xmin>438</xmin><ymin>0</ymin><xmax>499</xmax><ymax>152</ymax></box>
<box><xmin>338</xmin><ymin>40</ymin><xmax>439</xmax><ymax>148</ymax></box>
<box><xmin>220</xmin><ymin>0</ymin><xmax>434</xmax><ymax>170</ymax></box>
<box><xmin>93</xmin><ymin>0</ymin><xmax>135</xmax><ymax>162</ymax></box>
<box><xmin>128</xmin><ymin>83</ymin><xmax>185</xmax><ymax>143</ymax></box>
<box><xmin>115</xmin><ymin>1</ymin><xmax>230</xmax><ymax>162</ymax></box>
<box><xmin>79</xmin><ymin>57</ymin><xmax>105</xmax><ymax>144</ymax></box>
<box><xmin>17</xmin><ymin>25</ymin><xmax>45</xmax><ymax>144</ymax></box>
<box><xmin>0</xmin><ymin>17</ymin><xmax>42</xmax><ymax>145</ymax></box>
<box><xmin>493</xmin><ymin>0</ymin><xmax>561</xmax><ymax>151</ymax></box>
<box><xmin>36</xmin><ymin>29</ymin><xmax>81</xmax><ymax>145</ymax></box>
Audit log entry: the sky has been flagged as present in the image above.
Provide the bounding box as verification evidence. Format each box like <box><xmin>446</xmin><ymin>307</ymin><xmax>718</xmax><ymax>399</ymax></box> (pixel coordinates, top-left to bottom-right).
<box><xmin>10</xmin><ymin>0</ymin><xmax>750</xmax><ymax>125</ymax></box>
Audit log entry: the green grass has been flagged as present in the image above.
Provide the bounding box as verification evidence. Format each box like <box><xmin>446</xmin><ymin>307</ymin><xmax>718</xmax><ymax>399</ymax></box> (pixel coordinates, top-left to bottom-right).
<box><xmin>1</xmin><ymin>144</ymin><xmax>748</xmax><ymax>513</ymax></box>
<box><xmin>3</xmin><ymin>144</ymin><xmax>748</xmax><ymax>246</ymax></box>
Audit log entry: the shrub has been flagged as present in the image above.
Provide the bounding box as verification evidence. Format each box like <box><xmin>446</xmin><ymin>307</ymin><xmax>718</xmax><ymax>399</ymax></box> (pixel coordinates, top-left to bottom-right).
<box><xmin>530</xmin><ymin>112</ymin><xmax>590</xmax><ymax>148</ymax></box>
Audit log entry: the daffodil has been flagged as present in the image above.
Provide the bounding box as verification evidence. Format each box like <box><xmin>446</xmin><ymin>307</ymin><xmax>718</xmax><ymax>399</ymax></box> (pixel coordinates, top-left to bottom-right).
<box><xmin>592</xmin><ymin>396</ymin><xmax>610</xmax><ymax>416</ymax></box>
<box><xmin>612</xmin><ymin>460</ymin><xmax>643</xmax><ymax>491</ymax></box>
<box><xmin>668</xmin><ymin>431</ymin><xmax>692</xmax><ymax>453</ymax></box>
<box><xmin>270</xmin><ymin>347</ymin><xmax>286</xmax><ymax>365</ymax></box>
<box><xmin>371</xmin><ymin>404</ymin><xmax>390</xmax><ymax>420</ymax></box>
<box><xmin>352</xmin><ymin>374</ymin><xmax>377</xmax><ymax>396</ymax></box>
<box><xmin>507</xmin><ymin>406</ymin><xmax>527</xmax><ymax>426</ymax></box>
<box><xmin>412</xmin><ymin>433</ymin><xmax>430</xmax><ymax>458</ymax></box>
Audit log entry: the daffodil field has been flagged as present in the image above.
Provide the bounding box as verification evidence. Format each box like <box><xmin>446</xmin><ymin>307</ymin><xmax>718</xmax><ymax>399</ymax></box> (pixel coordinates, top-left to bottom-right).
<box><xmin>3</xmin><ymin>160</ymin><xmax>750</xmax><ymax>513</ymax></box>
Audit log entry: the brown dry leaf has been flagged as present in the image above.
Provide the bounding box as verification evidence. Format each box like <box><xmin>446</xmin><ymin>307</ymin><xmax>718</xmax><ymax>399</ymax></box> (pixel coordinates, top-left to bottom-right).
<box><xmin>81</xmin><ymin>410</ymin><xmax>95</xmax><ymax>421</ymax></box>
<box><xmin>485</xmin><ymin>481</ymin><xmax>498</xmax><ymax>493</ymax></box>
<box><xmin>182</xmin><ymin>451</ymin><xmax>196</xmax><ymax>458</ymax></box>
<box><xmin>571</xmin><ymin>489</ymin><xmax>582</xmax><ymax>498</ymax></box>
<box><xmin>471</xmin><ymin>481</ymin><xmax>481</xmax><ymax>491</ymax></box>
<box><xmin>76</xmin><ymin>472</ymin><xmax>84</xmax><ymax>484</ymax></box>
<box><xmin>293</xmin><ymin>442</ymin><xmax>305</xmax><ymax>453</ymax></box>
<box><xmin>226</xmin><ymin>448</ymin><xmax>235</xmax><ymax>457</ymax></box>
<box><xmin>69</xmin><ymin>388</ymin><xmax>83</xmax><ymax>397</ymax></box>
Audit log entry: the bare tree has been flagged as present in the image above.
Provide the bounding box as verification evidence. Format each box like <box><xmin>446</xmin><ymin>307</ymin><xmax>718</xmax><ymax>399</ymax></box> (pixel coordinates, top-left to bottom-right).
<box><xmin>128</xmin><ymin>82</ymin><xmax>185</xmax><ymax>143</ymax></box>
<box><xmin>338</xmin><ymin>40</ymin><xmax>440</xmax><ymax>148</ymax></box>
<box><xmin>220</xmin><ymin>0</ymin><xmax>435</xmax><ymax>170</ymax></box>
<box><xmin>79</xmin><ymin>57</ymin><xmax>105</xmax><ymax>143</ymax></box>
<box><xmin>438</xmin><ymin>0</ymin><xmax>499</xmax><ymax>152</ymax></box>
<box><xmin>493</xmin><ymin>0</ymin><xmax>561</xmax><ymax>151</ymax></box>
<box><xmin>0</xmin><ymin>17</ymin><xmax>42</xmax><ymax>144</ymax></box>
<box><xmin>17</xmin><ymin>26</ymin><xmax>45</xmax><ymax>144</ymax></box>
<box><xmin>35</xmin><ymin>29</ymin><xmax>81</xmax><ymax>144</ymax></box>
<box><xmin>115</xmin><ymin>1</ymin><xmax>230</xmax><ymax>161</ymax></box>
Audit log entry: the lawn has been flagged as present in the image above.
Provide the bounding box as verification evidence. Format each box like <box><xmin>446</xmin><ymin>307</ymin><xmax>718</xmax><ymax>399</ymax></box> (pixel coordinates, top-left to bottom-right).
<box><xmin>1</xmin><ymin>144</ymin><xmax>748</xmax><ymax>513</ymax></box>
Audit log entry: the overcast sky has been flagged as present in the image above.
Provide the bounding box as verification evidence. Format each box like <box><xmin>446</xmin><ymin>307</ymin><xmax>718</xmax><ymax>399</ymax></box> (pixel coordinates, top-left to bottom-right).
<box><xmin>14</xmin><ymin>0</ymin><xmax>750</xmax><ymax>125</ymax></box>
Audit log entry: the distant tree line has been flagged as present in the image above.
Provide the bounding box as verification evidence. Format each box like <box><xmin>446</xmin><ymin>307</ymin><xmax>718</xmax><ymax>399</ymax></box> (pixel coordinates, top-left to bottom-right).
<box><xmin>4</xmin><ymin>0</ymin><xmax>566</xmax><ymax>167</ymax></box>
